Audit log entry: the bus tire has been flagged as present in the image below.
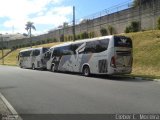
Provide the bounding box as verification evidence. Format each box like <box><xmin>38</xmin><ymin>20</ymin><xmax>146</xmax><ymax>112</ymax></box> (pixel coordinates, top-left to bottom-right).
<box><xmin>83</xmin><ymin>66</ymin><xmax>90</xmax><ymax>77</ymax></box>
<box><xmin>20</xmin><ymin>63</ymin><xmax>23</xmax><ymax>68</ymax></box>
<box><xmin>32</xmin><ymin>64</ymin><xmax>35</xmax><ymax>70</ymax></box>
<box><xmin>51</xmin><ymin>64</ymin><xmax>56</xmax><ymax>72</ymax></box>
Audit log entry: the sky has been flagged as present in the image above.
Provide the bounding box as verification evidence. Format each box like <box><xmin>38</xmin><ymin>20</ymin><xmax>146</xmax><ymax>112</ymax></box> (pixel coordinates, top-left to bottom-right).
<box><xmin>0</xmin><ymin>0</ymin><xmax>132</xmax><ymax>35</ymax></box>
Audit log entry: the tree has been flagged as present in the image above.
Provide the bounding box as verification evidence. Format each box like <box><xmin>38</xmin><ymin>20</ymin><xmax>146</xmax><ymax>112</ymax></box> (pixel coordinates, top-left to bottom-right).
<box><xmin>100</xmin><ymin>28</ymin><xmax>108</xmax><ymax>36</ymax></box>
<box><xmin>132</xmin><ymin>0</ymin><xmax>150</xmax><ymax>7</ymax></box>
<box><xmin>108</xmin><ymin>25</ymin><xmax>115</xmax><ymax>35</ymax></box>
<box><xmin>125</xmin><ymin>21</ymin><xmax>140</xmax><ymax>33</ymax></box>
<box><xmin>157</xmin><ymin>17</ymin><xmax>160</xmax><ymax>30</ymax></box>
<box><xmin>25</xmin><ymin>21</ymin><xmax>36</xmax><ymax>48</ymax></box>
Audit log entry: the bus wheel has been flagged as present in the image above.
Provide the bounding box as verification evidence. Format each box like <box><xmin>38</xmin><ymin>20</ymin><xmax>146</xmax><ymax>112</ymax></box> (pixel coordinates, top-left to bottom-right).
<box><xmin>83</xmin><ymin>66</ymin><xmax>90</xmax><ymax>77</ymax></box>
<box><xmin>32</xmin><ymin>64</ymin><xmax>35</xmax><ymax>70</ymax></box>
<box><xmin>20</xmin><ymin>63</ymin><xmax>23</xmax><ymax>68</ymax></box>
<box><xmin>51</xmin><ymin>64</ymin><xmax>56</xmax><ymax>72</ymax></box>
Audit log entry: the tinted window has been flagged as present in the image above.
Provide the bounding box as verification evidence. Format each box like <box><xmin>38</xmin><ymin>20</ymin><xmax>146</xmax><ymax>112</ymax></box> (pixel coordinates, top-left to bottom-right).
<box><xmin>84</xmin><ymin>39</ymin><xmax>109</xmax><ymax>54</ymax></box>
<box><xmin>33</xmin><ymin>50</ymin><xmax>40</xmax><ymax>56</ymax></box>
<box><xmin>62</xmin><ymin>46</ymin><xmax>73</xmax><ymax>55</ymax></box>
<box><xmin>71</xmin><ymin>43</ymin><xmax>83</xmax><ymax>54</ymax></box>
<box><xmin>43</xmin><ymin>48</ymin><xmax>49</xmax><ymax>53</ymax></box>
<box><xmin>95</xmin><ymin>39</ymin><xmax>109</xmax><ymax>53</ymax></box>
<box><xmin>114</xmin><ymin>36</ymin><xmax>132</xmax><ymax>48</ymax></box>
<box><xmin>53</xmin><ymin>46</ymin><xmax>73</xmax><ymax>56</ymax></box>
<box><xmin>20</xmin><ymin>50</ymin><xmax>32</xmax><ymax>57</ymax></box>
<box><xmin>52</xmin><ymin>47</ymin><xmax>60</xmax><ymax>57</ymax></box>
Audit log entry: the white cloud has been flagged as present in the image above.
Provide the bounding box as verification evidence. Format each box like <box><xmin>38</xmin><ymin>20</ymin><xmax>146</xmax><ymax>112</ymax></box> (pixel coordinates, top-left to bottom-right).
<box><xmin>0</xmin><ymin>0</ymin><xmax>72</xmax><ymax>34</ymax></box>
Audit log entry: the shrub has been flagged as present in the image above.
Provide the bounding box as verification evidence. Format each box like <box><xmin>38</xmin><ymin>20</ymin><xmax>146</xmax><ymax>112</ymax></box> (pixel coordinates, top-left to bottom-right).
<box><xmin>36</xmin><ymin>41</ymin><xmax>41</xmax><ymax>45</ymax></box>
<box><xmin>32</xmin><ymin>43</ymin><xmax>35</xmax><ymax>46</ymax></box>
<box><xmin>64</xmin><ymin>36</ymin><xmax>68</xmax><ymax>42</ymax></box>
<box><xmin>53</xmin><ymin>38</ymin><xmax>57</xmax><ymax>42</ymax></box>
<box><xmin>69</xmin><ymin>35</ymin><xmax>73</xmax><ymax>41</ymax></box>
<box><xmin>76</xmin><ymin>34</ymin><xmax>81</xmax><ymax>40</ymax></box>
<box><xmin>108</xmin><ymin>25</ymin><xmax>115</xmax><ymax>35</ymax></box>
<box><xmin>89</xmin><ymin>31</ymin><xmax>95</xmax><ymax>38</ymax></box>
<box><xmin>46</xmin><ymin>38</ymin><xmax>52</xmax><ymax>43</ymax></box>
<box><xmin>81</xmin><ymin>32</ymin><xmax>89</xmax><ymax>39</ymax></box>
<box><xmin>60</xmin><ymin>35</ymin><xmax>64</xmax><ymax>42</ymax></box>
<box><xmin>131</xmin><ymin>21</ymin><xmax>139</xmax><ymax>32</ymax></box>
<box><xmin>100</xmin><ymin>28</ymin><xmax>108</xmax><ymax>36</ymax></box>
<box><xmin>157</xmin><ymin>17</ymin><xmax>160</xmax><ymax>30</ymax></box>
<box><xmin>42</xmin><ymin>40</ymin><xmax>46</xmax><ymax>44</ymax></box>
<box><xmin>125</xmin><ymin>21</ymin><xmax>140</xmax><ymax>33</ymax></box>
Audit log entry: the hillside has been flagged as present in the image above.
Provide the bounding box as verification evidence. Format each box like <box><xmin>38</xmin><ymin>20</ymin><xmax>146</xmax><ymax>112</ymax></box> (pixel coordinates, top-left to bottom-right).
<box><xmin>0</xmin><ymin>30</ymin><xmax>160</xmax><ymax>77</ymax></box>
<box><xmin>124</xmin><ymin>30</ymin><xmax>160</xmax><ymax>77</ymax></box>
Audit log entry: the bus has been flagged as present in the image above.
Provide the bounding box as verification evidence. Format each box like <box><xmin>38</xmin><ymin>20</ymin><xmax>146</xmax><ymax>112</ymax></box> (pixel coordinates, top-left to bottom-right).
<box><xmin>18</xmin><ymin>47</ymin><xmax>49</xmax><ymax>69</ymax></box>
<box><xmin>45</xmin><ymin>35</ymin><xmax>133</xmax><ymax>76</ymax></box>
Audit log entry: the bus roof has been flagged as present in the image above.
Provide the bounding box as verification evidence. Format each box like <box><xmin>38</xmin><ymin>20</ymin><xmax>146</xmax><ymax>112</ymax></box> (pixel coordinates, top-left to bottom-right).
<box><xmin>50</xmin><ymin>35</ymin><xmax>114</xmax><ymax>49</ymax></box>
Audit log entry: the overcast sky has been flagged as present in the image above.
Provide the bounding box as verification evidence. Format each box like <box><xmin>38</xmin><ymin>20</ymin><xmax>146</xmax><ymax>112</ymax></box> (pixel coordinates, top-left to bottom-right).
<box><xmin>0</xmin><ymin>0</ymin><xmax>131</xmax><ymax>35</ymax></box>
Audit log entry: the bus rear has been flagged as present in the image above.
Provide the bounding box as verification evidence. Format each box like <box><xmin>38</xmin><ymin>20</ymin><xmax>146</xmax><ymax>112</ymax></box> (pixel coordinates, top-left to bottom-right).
<box><xmin>110</xmin><ymin>36</ymin><xmax>133</xmax><ymax>74</ymax></box>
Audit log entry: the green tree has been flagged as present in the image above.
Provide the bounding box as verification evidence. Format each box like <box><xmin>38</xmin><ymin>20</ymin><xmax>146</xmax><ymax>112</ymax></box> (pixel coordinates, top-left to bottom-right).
<box><xmin>132</xmin><ymin>0</ymin><xmax>150</xmax><ymax>7</ymax></box>
<box><xmin>100</xmin><ymin>28</ymin><xmax>108</xmax><ymax>36</ymax></box>
<box><xmin>108</xmin><ymin>25</ymin><xmax>115</xmax><ymax>35</ymax></box>
<box><xmin>157</xmin><ymin>17</ymin><xmax>160</xmax><ymax>30</ymax></box>
<box><xmin>125</xmin><ymin>21</ymin><xmax>140</xmax><ymax>33</ymax></box>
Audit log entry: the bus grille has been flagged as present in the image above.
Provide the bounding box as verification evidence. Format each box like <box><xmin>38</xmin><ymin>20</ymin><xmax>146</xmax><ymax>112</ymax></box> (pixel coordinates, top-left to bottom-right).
<box><xmin>98</xmin><ymin>59</ymin><xmax>108</xmax><ymax>73</ymax></box>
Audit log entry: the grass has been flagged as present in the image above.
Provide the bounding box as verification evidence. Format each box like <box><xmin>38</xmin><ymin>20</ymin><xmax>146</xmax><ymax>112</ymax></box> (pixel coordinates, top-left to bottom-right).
<box><xmin>0</xmin><ymin>30</ymin><xmax>160</xmax><ymax>79</ymax></box>
<box><xmin>123</xmin><ymin>30</ymin><xmax>160</xmax><ymax>78</ymax></box>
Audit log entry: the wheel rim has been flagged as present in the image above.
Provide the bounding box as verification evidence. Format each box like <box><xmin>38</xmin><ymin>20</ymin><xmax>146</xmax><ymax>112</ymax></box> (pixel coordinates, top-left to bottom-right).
<box><xmin>32</xmin><ymin>64</ymin><xmax>35</xmax><ymax>70</ymax></box>
<box><xmin>84</xmin><ymin>67</ymin><xmax>89</xmax><ymax>76</ymax></box>
<box><xmin>52</xmin><ymin>65</ymin><xmax>55</xmax><ymax>72</ymax></box>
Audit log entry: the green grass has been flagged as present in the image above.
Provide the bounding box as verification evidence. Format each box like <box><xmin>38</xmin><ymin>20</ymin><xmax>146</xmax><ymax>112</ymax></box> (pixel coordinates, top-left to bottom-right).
<box><xmin>0</xmin><ymin>30</ymin><xmax>160</xmax><ymax>78</ymax></box>
<box><xmin>123</xmin><ymin>30</ymin><xmax>160</xmax><ymax>77</ymax></box>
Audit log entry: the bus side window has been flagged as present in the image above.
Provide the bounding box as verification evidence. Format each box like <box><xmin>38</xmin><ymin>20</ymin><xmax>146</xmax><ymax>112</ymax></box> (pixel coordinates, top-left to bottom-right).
<box><xmin>95</xmin><ymin>39</ymin><xmax>109</xmax><ymax>53</ymax></box>
<box><xmin>35</xmin><ymin>50</ymin><xmax>40</xmax><ymax>56</ymax></box>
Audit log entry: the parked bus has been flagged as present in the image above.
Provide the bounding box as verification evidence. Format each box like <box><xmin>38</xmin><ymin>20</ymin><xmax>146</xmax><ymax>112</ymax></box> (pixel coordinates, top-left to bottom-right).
<box><xmin>45</xmin><ymin>35</ymin><xmax>133</xmax><ymax>76</ymax></box>
<box><xmin>18</xmin><ymin>47</ymin><xmax>49</xmax><ymax>69</ymax></box>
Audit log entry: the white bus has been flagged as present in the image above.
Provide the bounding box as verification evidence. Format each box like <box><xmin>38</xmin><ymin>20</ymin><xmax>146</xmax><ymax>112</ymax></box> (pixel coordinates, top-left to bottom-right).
<box><xmin>18</xmin><ymin>47</ymin><xmax>49</xmax><ymax>69</ymax></box>
<box><xmin>45</xmin><ymin>35</ymin><xmax>133</xmax><ymax>76</ymax></box>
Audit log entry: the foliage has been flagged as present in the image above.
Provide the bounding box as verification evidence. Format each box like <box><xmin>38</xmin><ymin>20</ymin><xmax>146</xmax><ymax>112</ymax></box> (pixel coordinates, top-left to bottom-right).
<box><xmin>132</xmin><ymin>0</ymin><xmax>150</xmax><ymax>7</ymax></box>
<box><xmin>157</xmin><ymin>17</ymin><xmax>160</xmax><ymax>30</ymax></box>
<box><xmin>60</xmin><ymin>35</ymin><xmax>64</xmax><ymax>42</ymax></box>
<box><xmin>88</xmin><ymin>31</ymin><xmax>95</xmax><ymax>38</ymax></box>
<box><xmin>76</xmin><ymin>34</ymin><xmax>81</xmax><ymax>40</ymax></box>
<box><xmin>108</xmin><ymin>25</ymin><xmax>115</xmax><ymax>35</ymax></box>
<box><xmin>25</xmin><ymin>21</ymin><xmax>36</xmax><ymax>37</ymax></box>
<box><xmin>100</xmin><ymin>28</ymin><xmax>108</xmax><ymax>36</ymax></box>
<box><xmin>81</xmin><ymin>32</ymin><xmax>89</xmax><ymax>39</ymax></box>
<box><xmin>125</xmin><ymin>21</ymin><xmax>140</xmax><ymax>33</ymax></box>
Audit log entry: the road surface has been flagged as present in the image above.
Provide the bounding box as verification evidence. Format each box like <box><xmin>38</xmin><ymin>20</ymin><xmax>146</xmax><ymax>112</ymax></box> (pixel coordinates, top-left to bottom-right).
<box><xmin>0</xmin><ymin>65</ymin><xmax>160</xmax><ymax>119</ymax></box>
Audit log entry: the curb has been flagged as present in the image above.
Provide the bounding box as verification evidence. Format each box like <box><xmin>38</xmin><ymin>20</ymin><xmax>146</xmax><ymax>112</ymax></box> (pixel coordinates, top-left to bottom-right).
<box><xmin>134</xmin><ymin>77</ymin><xmax>153</xmax><ymax>81</ymax></box>
<box><xmin>133</xmin><ymin>77</ymin><xmax>160</xmax><ymax>82</ymax></box>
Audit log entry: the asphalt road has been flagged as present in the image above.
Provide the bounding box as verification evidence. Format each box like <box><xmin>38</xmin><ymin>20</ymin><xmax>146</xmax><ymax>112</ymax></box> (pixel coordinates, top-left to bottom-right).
<box><xmin>0</xmin><ymin>65</ymin><xmax>160</xmax><ymax>115</ymax></box>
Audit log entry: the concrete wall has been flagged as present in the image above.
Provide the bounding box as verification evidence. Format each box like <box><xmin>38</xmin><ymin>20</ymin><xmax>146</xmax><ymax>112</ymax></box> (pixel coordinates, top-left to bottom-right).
<box><xmin>4</xmin><ymin>0</ymin><xmax>160</xmax><ymax>49</ymax></box>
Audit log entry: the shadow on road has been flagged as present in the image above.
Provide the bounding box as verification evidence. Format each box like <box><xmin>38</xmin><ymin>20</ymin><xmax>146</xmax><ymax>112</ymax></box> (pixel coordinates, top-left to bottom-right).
<box><xmin>26</xmin><ymin>69</ymin><xmax>153</xmax><ymax>83</ymax></box>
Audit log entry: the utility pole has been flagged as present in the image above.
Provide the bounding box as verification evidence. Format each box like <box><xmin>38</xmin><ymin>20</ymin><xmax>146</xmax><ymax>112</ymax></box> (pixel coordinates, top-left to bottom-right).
<box><xmin>73</xmin><ymin>6</ymin><xmax>76</xmax><ymax>41</ymax></box>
